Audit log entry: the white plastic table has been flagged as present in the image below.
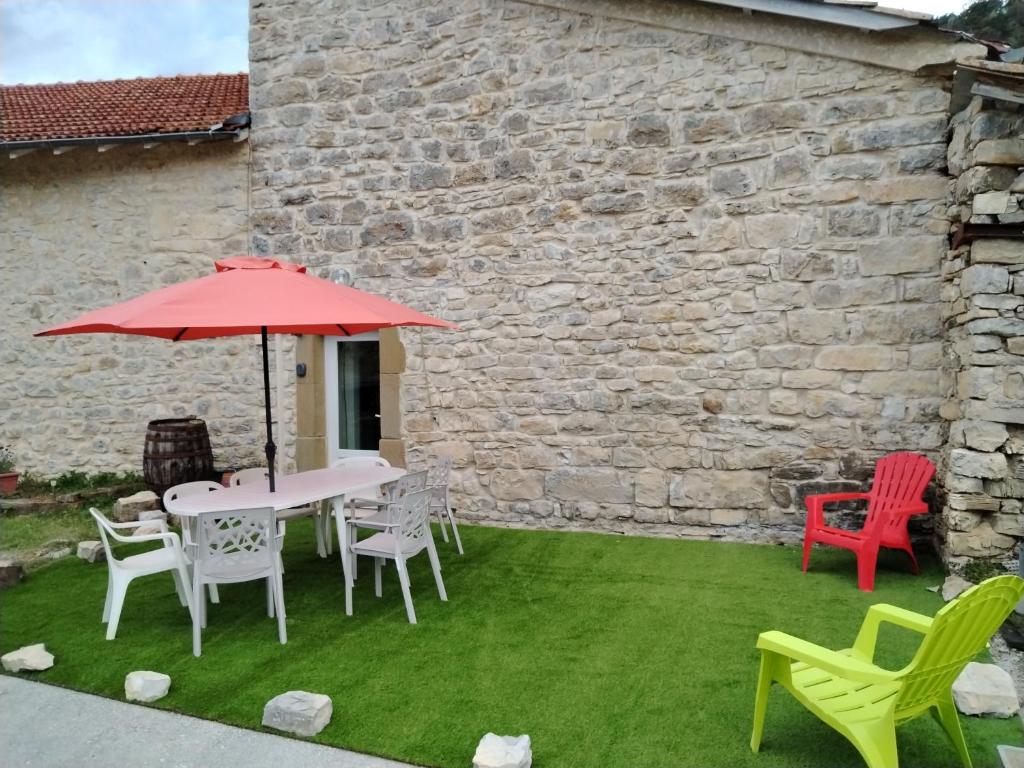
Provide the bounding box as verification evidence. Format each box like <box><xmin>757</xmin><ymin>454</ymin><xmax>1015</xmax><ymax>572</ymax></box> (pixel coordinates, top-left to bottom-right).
<box><xmin>164</xmin><ymin>464</ymin><xmax>405</xmax><ymax>567</ymax></box>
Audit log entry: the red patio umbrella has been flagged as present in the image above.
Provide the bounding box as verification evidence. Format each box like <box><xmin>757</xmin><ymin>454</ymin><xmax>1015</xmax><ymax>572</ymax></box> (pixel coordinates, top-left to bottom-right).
<box><xmin>36</xmin><ymin>257</ymin><xmax>455</xmax><ymax>491</ymax></box>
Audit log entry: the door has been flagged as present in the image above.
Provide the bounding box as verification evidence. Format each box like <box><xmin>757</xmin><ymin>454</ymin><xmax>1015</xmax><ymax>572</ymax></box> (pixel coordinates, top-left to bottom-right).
<box><xmin>324</xmin><ymin>333</ymin><xmax>381</xmax><ymax>462</ymax></box>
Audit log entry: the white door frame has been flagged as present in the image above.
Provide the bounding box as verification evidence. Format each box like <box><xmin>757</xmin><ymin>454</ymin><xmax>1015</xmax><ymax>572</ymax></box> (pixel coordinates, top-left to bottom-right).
<box><xmin>324</xmin><ymin>332</ymin><xmax>381</xmax><ymax>462</ymax></box>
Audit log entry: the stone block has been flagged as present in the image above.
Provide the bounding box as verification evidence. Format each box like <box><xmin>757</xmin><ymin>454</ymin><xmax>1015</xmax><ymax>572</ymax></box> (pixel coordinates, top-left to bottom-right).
<box><xmin>669</xmin><ymin>470</ymin><xmax>768</xmax><ymax>509</ymax></box>
<box><xmin>745</xmin><ymin>214</ymin><xmax>802</xmax><ymax>248</ymax></box>
<box><xmin>942</xmin><ymin>575</ymin><xmax>975</xmax><ymax>601</ymax></box>
<box><xmin>1</xmin><ymin>644</ymin><xmax>54</xmax><ymax>672</ymax></box>
<box><xmin>815</xmin><ymin>346</ymin><xmax>893</xmax><ymax>371</ymax></box>
<box><xmin>473</xmin><ymin>733</ymin><xmax>532</xmax><ymax>768</ymax></box>
<box><xmin>545</xmin><ymin>469</ymin><xmax>632</xmax><ymax>504</ymax></box>
<box><xmin>953</xmin><ymin>662</ymin><xmax>1019</xmax><ymax>717</ymax></box>
<box><xmin>961</xmin><ymin>265</ymin><xmax>1010</xmax><ymax>296</ymax></box>
<box><xmin>626</xmin><ymin>114</ymin><xmax>670</xmax><ymax>147</ymax></box>
<box><xmin>112</xmin><ymin>490</ymin><xmax>159</xmax><ymax>522</ymax></box>
<box><xmin>490</xmin><ymin>470</ymin><xmax>544</xmax><ymax>501</ymax></box>
<box><xmin>974</xmin><ymin>191</ymin><xmax>1013</xmax><ymax>215</ymax></box>
<box><xmin>125</xmin><ymin>671</ymin><xmax>171</xmax><ymax>703</ymax></box>
<box><xmin>634</xmin><ymin>469</ymin><xmax>668</xmax><ymax>507</ymax></box>
<box><xmin>858</xmin><ymin>238</ymin><xmax>943</xmax><ymax>276</ymax></box>
<box><xmin>951</xmin><ymin>449</ymin><xmax>1008</xmax><ymax>479</ymax></box>
<box><xmin>973</xmin><ymin>240</ymin><xmax>1023</xmax><ymax>266</ymax></box>
<box><xmin>975</xmin><ymin>139</ymin><xmax>1024</xmax><ymax>166</ymax></box>
<box><xmin>76</xmin><ymin>541</ymin><xmax>105</xmax><ymax>563</ymax></box>
<box><xmin>262</xmin><ymin>691</ymin><xmax>332</xmax><ymax>737</ymax></box>
<box><xmin>963</xmin><ymin>421</ymin><xmax>1009</xmax><ymax>452</ymax></box>
<box><xmin>946</xmin><ymin>522</ymin><xmax>1016</xmax><ymax>557</ymax></box>
<box><xmin>710</xmin><ymin>166</ymin><xmax>757</xmax><ymax>198</ymax></box>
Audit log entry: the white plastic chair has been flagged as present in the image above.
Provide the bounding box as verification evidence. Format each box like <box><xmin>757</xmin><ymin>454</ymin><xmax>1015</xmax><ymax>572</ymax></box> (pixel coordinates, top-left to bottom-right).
<box><xmin>163</xmin><ymin>481</ymin><xmax>224</xmax><ymax>604</ymax></box>
<box><xmin>232</xmin><ymin>467</ymin><xmax>326</xmax><ymax>558</ymax></box>
<box><xmin>324</xmin><ymin>455</ymin><xmax>392</xmax><ymax>558</ymax></box>
<box><xmin>342</xmin><ymin>487</ymin><xmax>446</xmax><ymax>624</ymax></box>
<box><xmin>185</xmin><ymin>506</ymin><xmax>286</xmax><ymax>657</ymax></box>
<box><xmin>89</xmin><ymin>507</ymin><xmax>194</xmax><ymax>641</ymax></box>
<box><xmin>427</xmin><ymin>457</ymin><xmax>463</xmax><ymax>555</ymax></box>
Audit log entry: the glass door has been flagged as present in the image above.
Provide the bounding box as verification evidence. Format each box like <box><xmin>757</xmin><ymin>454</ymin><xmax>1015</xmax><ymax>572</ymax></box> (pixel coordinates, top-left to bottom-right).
<box><xmin>324</xmin><ymin>333</ymin><xmax>381</xmax><ymax>461</ymax></box>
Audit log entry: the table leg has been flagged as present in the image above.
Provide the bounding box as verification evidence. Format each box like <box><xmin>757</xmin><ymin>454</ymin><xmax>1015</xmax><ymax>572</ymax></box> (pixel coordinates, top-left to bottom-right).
<box><xmin>333</xmin><ymin>495</ymin><xmax>353</xmax><ymax>616</ymax></box>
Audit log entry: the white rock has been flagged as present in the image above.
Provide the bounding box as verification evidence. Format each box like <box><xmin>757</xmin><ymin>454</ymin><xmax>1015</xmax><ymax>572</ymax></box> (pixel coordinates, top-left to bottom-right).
<box><xmin>975</xmin><ymin>191</ymin><xmax>1013</xmax><ymax>215</ymax></box>
<box><xmin>133</xmin><ymin>523</ymin><xmax>164</xmax><ymax>537</ymax></box>
<box><xmin>261</xmin><ymin>691</ymin><xmax>332</xmax><ymax>737</ymax></box>
<box><xmin>125</xmin><ymin>671</ymin><xmax>171</xmax><ymax>703</ymax></box>
<box><xmin>138</xmin><ymin>510</ymin><xmax>167</xmax><ymax>523</ymax></box>
<box><xmin>998</xmin><ymin>744</ymin><xmax>1024</xmax><ymax>768</ymax></box>
<box><xmin>112</xmin><ymin>490</ymin><xmax>159</xmax><ymax>522</ymax></box>
<box><xmin>954</xmin><ymin>662</ymin><xmax>1019</xmax><ymax>717</ymax></box>
<box><xmin>473</xmin><ymin>733</ymin><xmax>533</xmax><ymax>768</ymax></box>
<box><xmin>76</xmin><ymin>540</ymin><xmax>105</xmax><ymax>563</ymax></box>
<box><xmin>1</xmin><ymin>644</ymin><xmax>54</xmax><ymax>672</ymax></box>
<box><xmin>942</xmin><ymin>575</ymin><xmax>975</xmax><ymax>602</ymax></box>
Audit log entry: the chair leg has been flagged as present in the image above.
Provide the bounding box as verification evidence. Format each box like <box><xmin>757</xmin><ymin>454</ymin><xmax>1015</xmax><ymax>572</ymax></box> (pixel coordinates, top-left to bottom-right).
<box><xmin>314</xmin><ymin>511</ymin><xmax>326</xmax><ymax>559</ymax></box>
<box><xmin>273</xmin><ymin>568</ymin><xmax>287</xmax><ymax>644</ymax></box>
<box><xmin>102</xmin><ymin>571</ymin><xmax>112</xmax><ymax>623</ymax></box>
<box><xmin>208</xmin><ymin>584</ymin><xmax>220</xmax><ymax>604</ymax></box>
<box><xmin>266</xmin><ymin>576</ymin><xmax>275</xmax><ymax>618</ymax></box>
<box><xmin>434</xmin><ymin>508</ymin><xmax>450</xmax><ymax>543</ymax></box>
<box><xmin>905</xmin><ymin>546</ymin><xmax>920</xmax><ymax>575</ymax></box>
<box><xmin>850</xmin><ymin>720</ymin><xmax>899</xmax><ymax>768</ymax></box>
<box><xmin>448</xmin><ymin>509</ymin><xmax>464</xmax><ymax>555</ymax></box>
<box><xmin>176</xmin><ymin>562</ymin><xmax>195</xmax><ymax>622</ymax></box>
<box><xmin>171</xmin><ymin>568</ymin><xmax>189</xmax><ymax>607</ymax></box>
<box><xmin>426</xmin><ymin>535</ymin><xmax>448</xmax><ymax>602</ymax></box>
<box><xmin>339</xmin><ymin>517</ymin><xmax>354</xmax><ymax>616</ymax></box>
<box><xmin>395</xmin><ymin>556</ymin><xmax>417</xmax><ymax>624</ymax></box>
<box><xmin>374</xmin><ymin>557</ymin><xmax>383</xmax><ymax>598</ymax></box>
<box><xmin>801</xmin><ymin>534</ymin><xmax>813</xmax><ymax>573</ymax></box>
<box><xmin>192</xmin><ymin>571</ymin><xmax>203</xmax><ymax>657</ymax></box>
<box><xmin>105</xmin><ymin>575</ymin><xmax>129</xmax><ymax>640</ymax></box>
<box><xmin>934</xmin><ymin>695</ymin><xmax>973</xmax><ymax>768</ymax></box>
<box><xmin>750</xmin><ymin>653</ymin><xmax>773</xmax><ymax>753</ymax></box>
<box><xmin>857</xmin><ymin>546</ymin><xmax>879</xmax><ymax>592</ymax></box>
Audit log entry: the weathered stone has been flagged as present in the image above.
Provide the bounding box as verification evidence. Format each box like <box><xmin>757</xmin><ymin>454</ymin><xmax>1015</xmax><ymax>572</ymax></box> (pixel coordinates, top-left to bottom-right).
<box><xmin>125</xmin><ymin>671</ymin><xmax>171</xmax><ymax>703</ymax></box>
<box><xmin>360</xmin><ymin>211</ymin><xmax>414</xmax><ymax>245</ymax></box>
<box><xmin>634</xmin><ymin>469</ymin><xmax>668</xmax><ymax>507</ymax></box>
<box><xmin>494</xmin><ymin>150</ymin><xmax>536</xmax><ymax>180</ymax></box>
<box><xmin>490</xmin><ymin>470</ymin><xmax>544</xmax><ymax>501</ymax></box>
<box><xmin>950</xmin><ymin>449</ymin><xmax>1008</xmax><ymax>479</ymax></box>
<box><xmin>76</xmin><ymin>540</ymin><xmax>105</xmax><ymax>563</ymax></box>
<box><xmin>1</xmin><ymin>644</ymin><xmax>54</xmax><ymax>672</ymax></box>
<box><xmin>669</xmin><ymin>470</ymin><xmax>768</xmax><ymax>509</ymax></box>
<box><xmin>545</xmin><ymin>469</ymin><xmax>632</xmax><ymax>504</ymax></box>
<box><xmin>946</xmin><ymin>522</ymin><xmax>1017</xmax><ymax>557</ymax></box>
<box><xmin>972</xmin><ymin>240</ymin><xmax>1023</xmax><ymax>266</ymax></box>
<box><xmin>962</xmin><ymin>421</ymin><xmax>1009</xmax><ymax>452</ymax></box>
<box><xmin>473</xmin><ymin>733</ymin><xmax>532</xmax><ymax>768</ymax></box>
<box><xmin>815</xmin><ymin>346</ymin><xmax>893</xmax><ymax>371</ymax></box>
<box><xmin>953</xmin><ymin>662</ymin><xmax>1019</xmax><ymax>718</ymax></box>
<box><xmin>112</xmin><ymin>490</ymin><xmax>159</xmax><ymax>522</ymax></box>
<box><xmin>746</xmin><ymin>214</ymin><xmax>802</xmax><ymax>248</ymax></box>
<box><xmin>582</xmin><ymin>192</ymin><xmax>646</xmax><ymax>214</ymax></box>
<box><xmin>961</xmin><ymin>265</ymin><xmax>1011</xmax><ymax>296</ymax></box>
<box><xmin>826</xmin><ymin>207</ymin><xmax>880</xmax><ymax>238</ymax></box>
<box><xmin>653</xmin><ymin>180</ymin><xmax>707</xmax><ymax>208</ymax></box>
<box><xmin>710</xmin><ymin>166</ymin><xmax>757</xmax><ymax>198</ymax></box>
<box><xmin>975</xmin><ymin>139</ymin><xmax>1024</xmax><ymax>166</ymax></box>
<box><xmin>974</xmin><ymin>191</ymin><xmax>1013</xmax><ymax>215</ymax></box>
<box><xmin>626</xmin><ymin>114</ymin><xmax>670</xmax><ymax>147</ymax></box>
<box><xmin>261</xmin><ymin>691</ymin><xmax>332</xmax><ymax>737</ymax></box>
<box><xmin>858</xmin><ymin>238</ymin><xmax>943</xmax><ymax>276</ymax></box>
<box><xmin>942</xmin><ymin>575</ymin><xmax>975</xmax><ymax>602</ymax></box>
<box><xmin>409</xmin><ymin>163</ymin><xmax>452</xmax><ymax>191</ymax></box>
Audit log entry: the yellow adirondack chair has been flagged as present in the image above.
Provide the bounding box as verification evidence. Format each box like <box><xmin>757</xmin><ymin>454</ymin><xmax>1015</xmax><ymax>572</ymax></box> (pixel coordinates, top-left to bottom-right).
<box><xmin>750</xmin><ymin>575</ymin><xmax>1024</xmax><ymax>768</ymax></box>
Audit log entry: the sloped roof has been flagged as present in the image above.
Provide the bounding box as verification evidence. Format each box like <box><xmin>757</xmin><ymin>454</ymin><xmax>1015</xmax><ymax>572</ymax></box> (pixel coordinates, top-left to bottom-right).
<box><xmin>0</xmin><ymin>73</ymin><xmax>248</xmax><ymax>144</ymax></box>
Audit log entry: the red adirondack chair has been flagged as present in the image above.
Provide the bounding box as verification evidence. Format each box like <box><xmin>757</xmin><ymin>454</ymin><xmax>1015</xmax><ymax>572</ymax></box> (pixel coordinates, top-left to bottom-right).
<box><xmin>802</xmin><ymin>452</ymin><xmax>935</xmax><ymax>592</ymax></box>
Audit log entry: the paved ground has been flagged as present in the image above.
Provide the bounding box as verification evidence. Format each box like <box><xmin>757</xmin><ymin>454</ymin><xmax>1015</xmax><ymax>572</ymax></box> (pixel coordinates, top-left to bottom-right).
<box><xmin>0</xmin><ymin>675</ymin><xmax>416</xmax><ymax>768</ymax></box>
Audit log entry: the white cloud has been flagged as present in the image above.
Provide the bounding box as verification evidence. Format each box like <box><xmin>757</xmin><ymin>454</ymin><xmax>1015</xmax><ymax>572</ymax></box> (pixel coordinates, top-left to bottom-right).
<box><xmin>0</xmin><ymin>0</ymin><xmax>248</xmax><ymax>85</ymax></box>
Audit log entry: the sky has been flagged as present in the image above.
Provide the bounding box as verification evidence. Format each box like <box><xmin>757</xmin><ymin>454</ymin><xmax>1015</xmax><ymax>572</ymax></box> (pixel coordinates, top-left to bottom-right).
<box><xmin>0</xmin><ymin>0</ymin><xmax>973</xmax><ymax>86</ymax></box>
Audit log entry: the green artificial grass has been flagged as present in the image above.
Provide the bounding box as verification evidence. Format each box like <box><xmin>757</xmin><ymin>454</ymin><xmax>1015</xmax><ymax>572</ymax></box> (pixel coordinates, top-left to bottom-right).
<box><xmin>1</xmin><ymin>523</ymin><xmax>1020</xmax><ymax>767</ymax></box>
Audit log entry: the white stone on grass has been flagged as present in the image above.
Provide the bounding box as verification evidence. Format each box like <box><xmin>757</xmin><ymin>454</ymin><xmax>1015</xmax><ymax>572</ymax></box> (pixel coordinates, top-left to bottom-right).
<box><xmin>942</xmin><ymin>575</ymin><xmax>975</xmax><ymax>602</ymax></box>
<box><xmin>1</xmin><ymin>644</ymin><xmax>54</xmax><ymax>672</ymax></box>
<box><xmin>77</xmin><ymin>540</ymin><xmax>105</xmax><ymax>563</ymax></box>
<box><xmin>998</xmin><ymin>744</ymin><xmax>1024</xmax><ymax>768</ymax></box>
<box><xmin>132</xmin><ymin>523</ymin><xmax>164</xmax><ymax>537</ymax></box>
<box><xmin>125</xmin><ymin>671</ymin><xmax>171</xmax><ymax>703</ymax></box>
<box><xmin>953</xmin><ymin>662</ymin><xmax>1019</xmax><ymax>717</ymax></box>
<box><xmin>473</xmin><ymin>733</ymin><xmax>532</xmax><ymax>768</ymax></box>
<box><xmin>112</xmin><ymin>490</ymin><xmax>159</xmax><ymax>522</ymax></box>
<box><xmin>261</xmin><ymin>691</ymin><xmax>332</xmax><ymax>737</ymax></box>
<box><xmin>138</xmin><ymin>510</ymin><xmax>167</xmax><ymax>523</ymax></box>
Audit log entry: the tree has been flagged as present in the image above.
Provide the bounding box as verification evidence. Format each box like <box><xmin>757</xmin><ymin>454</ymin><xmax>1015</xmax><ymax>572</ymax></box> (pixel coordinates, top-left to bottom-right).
<box><xmin>937</xmin><ymin>0</ymin><xmax>1024</xmax><ymax>48</ymax></box>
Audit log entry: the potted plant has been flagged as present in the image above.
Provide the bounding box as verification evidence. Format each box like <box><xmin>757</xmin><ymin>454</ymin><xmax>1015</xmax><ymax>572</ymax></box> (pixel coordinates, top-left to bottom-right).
<box><xmin>0</xmin><ymin>445</ymin><xmax>18</xmax><ymax>495</ymax></box>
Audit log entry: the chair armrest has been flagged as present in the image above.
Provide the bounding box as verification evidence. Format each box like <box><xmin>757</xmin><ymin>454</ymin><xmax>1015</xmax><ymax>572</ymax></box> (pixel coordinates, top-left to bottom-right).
<box><xmin>128</xmin><ymin>530</ymin><xmax>183</xmax><ymax>550</ymax></box>
<box><xmin>805</xmin><ymin>493</ymin><xmax>870</xmax><ymax>527</ymax></box>
<box><xmin>102</xmin><ymin>519</ymin><xmax>170</xmax><ymax>543</ymax></box>
<box><xmin>757</xmin><ymin>630</ymin><xmax>898</xmax><ymax>685</ymax></box>
<box><xmin>852</xmin><ymin>603</ymin><xmax>933</xmax><ymax>661</ymax></box>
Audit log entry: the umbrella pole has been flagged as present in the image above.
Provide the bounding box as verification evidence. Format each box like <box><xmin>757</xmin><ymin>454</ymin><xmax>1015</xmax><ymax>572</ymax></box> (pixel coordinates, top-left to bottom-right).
<box><xmin>261</xmin><ymin>325</ymin><xmax>277</xmax><ymax>493</ymax></box>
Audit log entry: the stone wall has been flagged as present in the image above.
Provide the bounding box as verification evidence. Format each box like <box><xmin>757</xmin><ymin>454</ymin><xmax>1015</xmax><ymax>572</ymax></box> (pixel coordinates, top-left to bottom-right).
<box><xmin>0</xmin><ymin>141</ymin><xmax>282</xmax><ymax>477</ymax></box>
<box><xmin>940</xmin><ymin>92</ymin><xmax>1024</xmax><ymax>565</ymax></box>
<box><xmin>249</xmin><ymin>0</ymin><xmax>960</xmax><ymax>541</ymax></box>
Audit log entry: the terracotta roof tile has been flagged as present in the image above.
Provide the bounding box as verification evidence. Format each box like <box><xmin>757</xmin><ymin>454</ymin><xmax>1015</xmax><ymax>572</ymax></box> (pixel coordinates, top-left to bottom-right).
<box><xmin>0</xmin><ymin>73</ymin><xmax>249</xmax><ymax>143</ymax></box>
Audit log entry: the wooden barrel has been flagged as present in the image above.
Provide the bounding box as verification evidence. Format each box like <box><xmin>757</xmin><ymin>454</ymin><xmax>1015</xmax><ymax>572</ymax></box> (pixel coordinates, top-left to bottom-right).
<box><xmin>143</xmin><ymin>418</ymin><xmax>215</xmax><ymax>497</ymax></box>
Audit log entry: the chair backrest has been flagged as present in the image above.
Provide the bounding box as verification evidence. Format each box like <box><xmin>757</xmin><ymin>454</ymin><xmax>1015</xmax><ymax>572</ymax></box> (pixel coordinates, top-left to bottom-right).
<box><xmin>164</xmin><ymin>480</ymin><xmax>223</xmax><ymax>508</ymax></box>
<box><xmin>90</xmin><ymin>507</ymin><xmax>124</xmax><ymax>563</ymax></box>
<box><xmin>895</xmin><ymin>575</ymin><xmax>1024</xmax><ymax>717</ymax></box>
<box><xmin>426</xmin><ymin>456</ymin><xmax>452</xmax><ymax>506</ymax></box>
<box><xmin>394</xmin><ymin>487</ymin><xmax>433</xmax><ymax>550</ymax></box>
<box><xmin>231</xmin><ymin>467</ymin><xmax>276</xmax><ymax>487</ymax></box>
<box><xmin>378</xmin><ymin>471</ymin><xmax>428</xmax><ymax>523</ymax></box>
<box><xmin>192</xmin><ymin>507</ymin><xmax>278</xmax><ymax>583</ymax></box>
<box><xmin>330</xmin><ymin>456</ymin><xmax>391</xmax><ymax>469</ymax></box>
<box><xmin>865</xmin><ymin>452</ymin><xmax>935</xmax><ymax>530</ymax></box>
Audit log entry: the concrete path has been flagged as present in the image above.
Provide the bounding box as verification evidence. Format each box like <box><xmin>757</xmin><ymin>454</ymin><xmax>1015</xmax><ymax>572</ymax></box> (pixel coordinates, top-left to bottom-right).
<box><xmin>0</xmin><ymin>675</ymin><xmax>417</xmax><ymax>768</ymax></box>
